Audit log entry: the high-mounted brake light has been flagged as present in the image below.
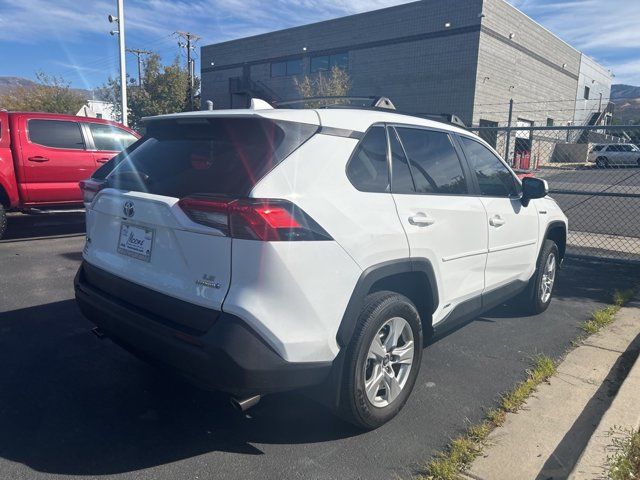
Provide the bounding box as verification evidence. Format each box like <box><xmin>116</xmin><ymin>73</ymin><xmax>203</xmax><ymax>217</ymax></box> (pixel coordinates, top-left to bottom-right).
<box><xmin>178</xmin><ymin>196</ymin><xmax>332</xmax><ymax>241</ymax></box>
<box><xmin>79</xmin><ymin>179</ymin><xmax>106</xmax><ymax>204</ymax></box>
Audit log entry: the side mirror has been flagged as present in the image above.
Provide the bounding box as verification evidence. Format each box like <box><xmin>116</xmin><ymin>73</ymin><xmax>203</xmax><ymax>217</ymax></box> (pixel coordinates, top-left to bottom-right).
<box><xmin>521</xmin><ymin>177</ymin><xmax>548</xmax><ymax>207</ymax></box>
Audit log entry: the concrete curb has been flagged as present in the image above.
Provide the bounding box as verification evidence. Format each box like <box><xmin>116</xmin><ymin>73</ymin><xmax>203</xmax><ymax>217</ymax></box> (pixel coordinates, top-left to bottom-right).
<box><xmin>569</xmin><ymin>345</ymin><xmax>640</xmax><ymax>479</ymax></box>
<box><xmin>464</xmin><ymin>297</ymin><xmax>640</xmax><ymax>480</ymax></box>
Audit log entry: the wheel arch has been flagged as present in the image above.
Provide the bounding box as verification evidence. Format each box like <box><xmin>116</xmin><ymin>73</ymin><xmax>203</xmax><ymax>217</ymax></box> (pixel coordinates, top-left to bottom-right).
<box><xmin>336</xmin><ymin>258</ymin><xmax>439</xmax><ymax>348</ymax></box>
<box><xmin>0</xmin><ymin>183</ymin><xmax>10</xmax><ymax>209</ymax></box>
<box><xmin>544</xmin><ymin>221</ymin><xmax>567</xmax><ymax>261</ymax></box>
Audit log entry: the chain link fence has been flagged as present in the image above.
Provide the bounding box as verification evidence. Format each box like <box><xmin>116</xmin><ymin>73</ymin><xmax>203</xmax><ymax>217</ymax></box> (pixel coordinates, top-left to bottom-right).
<box><xmin>469</xmin><ymin>125</ymin><xmax>640</xmax><ymax>263</ymax></box>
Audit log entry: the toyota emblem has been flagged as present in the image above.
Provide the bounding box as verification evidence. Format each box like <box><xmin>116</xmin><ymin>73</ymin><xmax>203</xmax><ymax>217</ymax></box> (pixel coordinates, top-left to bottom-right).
<box><xmin>123</xmin><ymin>201</ymin><xmax>135</xmax><ymax>218</ymax></box>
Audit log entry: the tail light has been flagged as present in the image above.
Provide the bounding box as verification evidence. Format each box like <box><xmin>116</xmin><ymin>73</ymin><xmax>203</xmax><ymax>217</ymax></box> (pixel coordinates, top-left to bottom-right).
<box><xmin>79</xmin><ymin>179</ymin><xmax>106</xmax><ymax>204</ymax></box>
<box><xmin>178</xmin><ymin>196</ymin><xmax>332</xmax><ymax>241</ymax></box>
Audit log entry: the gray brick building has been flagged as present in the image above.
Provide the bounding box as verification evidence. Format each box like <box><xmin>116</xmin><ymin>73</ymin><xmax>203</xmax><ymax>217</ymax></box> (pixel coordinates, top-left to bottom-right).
<box><xmin>200</xmin><ymin>0</ymin><xmax>611</xmax><ymax>128</ymax></box>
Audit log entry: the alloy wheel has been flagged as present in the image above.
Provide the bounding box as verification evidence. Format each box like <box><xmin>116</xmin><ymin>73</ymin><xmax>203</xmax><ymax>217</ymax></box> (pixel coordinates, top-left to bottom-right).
<box><xmin>363</xmin><ymin>317</ymin><xmax>415</xmax><ymax>408</ymax></box>
<box><xmin>540</xmin><ymin>253</ymin><xmax>556</xmax><ymax>304</ymax></box>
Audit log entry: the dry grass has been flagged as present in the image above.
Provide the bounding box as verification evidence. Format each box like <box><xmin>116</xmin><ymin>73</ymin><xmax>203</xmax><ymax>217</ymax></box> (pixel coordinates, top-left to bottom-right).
<box><xmin>420</xmin><ymin>289</ymin><xmax>636</xmax><ymax>480</ymax></box>
<box><xmin>580</xmin><ymin>289</ymin><xmax>634</xmax><ymax>335</ymax></box>
<box><xmin>607</xmin><ymin>427</ymin><xmax>640</xmax><ymax>480</ymax></box>
<box><xmin>420</xmin><ymin>356</ymin><xmax>556</xmax><ymax>480</ymax></box>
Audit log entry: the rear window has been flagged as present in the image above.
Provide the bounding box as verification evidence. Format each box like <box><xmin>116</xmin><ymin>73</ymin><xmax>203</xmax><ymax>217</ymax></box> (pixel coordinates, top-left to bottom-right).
<box><xmin>592</xmin><ymin>145</ymin><xmax>605</xmax><ymax>152</ymax></box>
<box><xmin>103</xmin><ymin>117</ymin><xmax>317</xmax><ymax>197</ymax></box>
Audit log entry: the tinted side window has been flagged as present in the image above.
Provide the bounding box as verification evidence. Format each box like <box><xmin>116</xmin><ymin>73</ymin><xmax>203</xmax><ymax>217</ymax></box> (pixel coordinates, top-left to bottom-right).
<box><xmin>390</xmin><ymin>128</ymin><xmax>415</xmax><ymax>193</ymax></box>
<box><xmin>89</xmin><ymin>123</ymin><xmax>137</xmax><ymax>151</ymax></box>
<box><xmin>460</xmin><ymin>136</ymin><xmax>520</xmax><ymax>197</ymax></box>
<box><xmin>28</xmin><ymin>119</ymin><xmax>85</xmax><ymax>150</ymax></box>
<box><xmin>346</xmin><ymin>126</ymin><xmax>389</xmax><ymax>193</ymax></box>
<box><xmin>395</xmin><ymin>127</ymin><xmax>467</xmax><ymax>194</ymax></box>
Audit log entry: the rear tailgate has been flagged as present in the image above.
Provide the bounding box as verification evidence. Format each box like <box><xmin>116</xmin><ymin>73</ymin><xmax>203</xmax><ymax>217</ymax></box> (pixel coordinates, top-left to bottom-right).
<box><xmin>84</xmin><ymin>189</ymin><xmax>231</xmax><ymax>332</ymax></box>
<box><xmin>82</xmin><ymin>113</ymin><xmax>319</xmax><ymax>333</ymax></box>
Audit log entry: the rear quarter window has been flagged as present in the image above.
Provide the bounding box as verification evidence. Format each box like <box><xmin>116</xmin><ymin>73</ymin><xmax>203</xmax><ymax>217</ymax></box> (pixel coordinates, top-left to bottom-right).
<box><xmin>105</xmin><ymin>117</ymin><xmax>317</xmax><ymax>198</ymax></box>
<box><xmin>346</xmin><ymin>126</ymin><xmax>390</xmax><ymax>193</ymax></box>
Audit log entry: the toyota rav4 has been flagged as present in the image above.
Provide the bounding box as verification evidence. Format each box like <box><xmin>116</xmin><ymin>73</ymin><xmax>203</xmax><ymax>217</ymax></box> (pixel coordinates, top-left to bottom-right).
<box><xmin>74</xmin><ymin>99</ymin><xmax>568</xmax><ymax>429</ymax></box>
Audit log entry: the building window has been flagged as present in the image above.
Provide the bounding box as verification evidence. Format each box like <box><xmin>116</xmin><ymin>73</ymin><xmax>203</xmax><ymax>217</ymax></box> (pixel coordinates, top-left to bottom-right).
<box><xmin>546</xmin><ymin>118</ymin><xmax>554</xmax><ymax>127</ymax></box>
<box><xmin>478</xmin><ymin>119</ymin><xmax>498</xmax><ymax>148</ymax></box>
<box><xmin>271</xmin><ymin>59</ymin><xmax>303</xmax><ymax>77</ymax></box>
<box><xmin>584</xmin><ymin>86</ymin><xmax>590</xmax><ymax>100</ymax></box>
<box><xmin>310</xmin><ymin>52</ymin><xmax>348</xmax><ymax>73</ymax></box>
<box><xmin>271</xmin><ymin>62</ymin><xmax>286</xmax><ymax>77</ymax></box>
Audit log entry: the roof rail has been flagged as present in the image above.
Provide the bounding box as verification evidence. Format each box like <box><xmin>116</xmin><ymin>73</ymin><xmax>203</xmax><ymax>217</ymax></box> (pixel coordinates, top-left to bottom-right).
<box><xmin>275</xmin><ymin>96</ymin><xmax>396</xmax><ymax>110</ymax></box>
<box><xmin>274</xmin><ymin>95</ymin><xmax>466</xmax><ymax>128</ymax></box>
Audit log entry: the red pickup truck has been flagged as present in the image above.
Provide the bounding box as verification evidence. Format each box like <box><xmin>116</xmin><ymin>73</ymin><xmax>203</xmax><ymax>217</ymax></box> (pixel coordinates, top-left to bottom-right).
<box><xmin>0</xmin><ymin>111</ymin><xmax>139</xmax><ymax>238</ymax></box>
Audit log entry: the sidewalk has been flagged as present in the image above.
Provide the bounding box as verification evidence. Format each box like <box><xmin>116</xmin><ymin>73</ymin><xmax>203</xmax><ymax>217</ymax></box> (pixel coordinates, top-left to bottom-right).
<box><xmin>463</xmin><ymin>297</ymin><xmax>640</xmax><ymax>480</ymax></box>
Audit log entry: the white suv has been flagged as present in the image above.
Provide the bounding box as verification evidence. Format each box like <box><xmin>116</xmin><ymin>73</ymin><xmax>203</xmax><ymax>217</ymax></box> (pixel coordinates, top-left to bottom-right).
<box><xmin>75</xmin><ymin>100</ymin><xmax>568</xmax><ymax>429</ymax></box>
<box><xmin>588</xmin><ymin>143</ymin><xmax>640</xmax><ymax>167</ymax></box>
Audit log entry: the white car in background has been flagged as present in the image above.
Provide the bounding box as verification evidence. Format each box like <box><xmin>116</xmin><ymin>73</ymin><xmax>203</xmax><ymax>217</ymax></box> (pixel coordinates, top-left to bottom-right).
<box><xmin>588</xmin><ymin>143</ymin><xmax>640</xmax><ymax>168</ymax></box>
<box><xmin>74</xmin><ymin>98</ymin><xmax>568</xmax><ymax>429</ymax></box>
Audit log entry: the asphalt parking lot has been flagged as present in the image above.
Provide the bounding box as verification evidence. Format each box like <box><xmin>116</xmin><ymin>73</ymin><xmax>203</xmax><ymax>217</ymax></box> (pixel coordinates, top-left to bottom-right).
<box><xmin>1</xmin><ymin>215</ymin><xmax>639</xmax><ymax>480</ymax></box>
<box><xmin>538</xmin><ymin>167</ymin><xmax>640</xmax><ymax>238</ymax></box>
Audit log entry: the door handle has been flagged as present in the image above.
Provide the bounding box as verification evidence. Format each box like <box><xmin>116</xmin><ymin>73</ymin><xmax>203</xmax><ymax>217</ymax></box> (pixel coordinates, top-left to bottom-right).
<box><xmin>96</xmin><ymin>158</ymin><xmax>111</xmax><ymax>164</ymax></box>
<box><xmin>408</xmin><ymin>213</ymin><xmax>435</xmax><ymax>227</ymax></box>
<box><xmin>489</xmin><ymin>215</ymin><xmax>506</xmax><ymax>227</ymax></box>
<box><xmin>28</xmin><ymin>156</ymin><xmax>49</xmax><ymax>162</ymax></box>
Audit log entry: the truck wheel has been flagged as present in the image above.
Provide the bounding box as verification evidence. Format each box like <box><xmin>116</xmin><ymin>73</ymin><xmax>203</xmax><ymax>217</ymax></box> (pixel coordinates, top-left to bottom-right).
<box><xmin>338</xmin><ymin>291</ymin><xmax>422</xmax><ymax>430</ymax></box>
<box><xmin>521</xmin><ymin>239</ymin><xmax>559</xmax><ymax>315</ymax></box>
<box><xmin>595</xmin><ymin>157</ymin><xmax>609</xmax><ymax>168</ymax></box>
<box><xmin>0</xmin><ymin>204</ymin><xmax>6</xmax><ymax>240</ymax></box>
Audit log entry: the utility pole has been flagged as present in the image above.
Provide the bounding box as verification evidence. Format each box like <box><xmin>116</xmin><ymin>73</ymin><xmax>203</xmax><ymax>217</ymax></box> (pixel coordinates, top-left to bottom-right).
<box><xmin>175</xmin><ymin>31</ymin><xmax>201</xmax><ymax>110</ymax></box>
<box><xmin>108</xmin><ymin>0</ymin><xmax>127</xmax><ymax>125</ymax></box>
<box><xmin>504</xmin><ymin>98</ymin><xmax>514</xmax><ymax>164</ymax></box>
<box><xmin>126</xmin><ymin>48</ymin><xmax>152</xmax><ymax>87</ymax></box>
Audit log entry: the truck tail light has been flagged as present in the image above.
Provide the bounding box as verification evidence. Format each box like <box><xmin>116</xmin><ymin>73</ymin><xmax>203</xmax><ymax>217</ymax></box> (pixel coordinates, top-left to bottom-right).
<box><xmin>79</xmin><ymin>179</ymin><xmax>107</xmax><ymax>204</ymax></box>
<box><xmin>178</xmin><ymin>196</ymin><xmax>332</xmax><ymax>241</ymax></box>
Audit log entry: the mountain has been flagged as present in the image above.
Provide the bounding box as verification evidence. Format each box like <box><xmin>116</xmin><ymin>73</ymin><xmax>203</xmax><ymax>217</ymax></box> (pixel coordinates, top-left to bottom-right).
<box><xmin>0</xmin><ymin>75</ymin><xmax>94</xmax><ymax>99</ymax></box>
<box><xmin>611</xmin><ymin>84</ymin><xmax>640</xmax><ymax>101</ymax></box>
<box><xmin>611</xmin><ymin>84</ymin><xmax>640</xmax><ymax>124</ymax></box>
<box><xmin>0</xmin><ymin>76</ymin><xmax>37</xmax><ymax>94</ymax></box>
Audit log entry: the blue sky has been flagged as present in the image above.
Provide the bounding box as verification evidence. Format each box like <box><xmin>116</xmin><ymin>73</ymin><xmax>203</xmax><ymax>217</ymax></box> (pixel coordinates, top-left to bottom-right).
<box><xmin>0</xmin><ymin>0</ymin><xmax>638</xmax><ymax>90</ymax></box>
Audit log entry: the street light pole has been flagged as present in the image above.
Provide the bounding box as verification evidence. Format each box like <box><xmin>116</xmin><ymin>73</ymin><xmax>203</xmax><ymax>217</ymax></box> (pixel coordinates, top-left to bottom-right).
<box><xmin>117</xmin><ymin>0</ymin><xmax>127</xmax><ymax>126</ymax></box>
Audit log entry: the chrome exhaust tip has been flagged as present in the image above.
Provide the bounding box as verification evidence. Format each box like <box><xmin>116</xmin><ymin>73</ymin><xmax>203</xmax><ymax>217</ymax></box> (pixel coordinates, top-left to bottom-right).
<box><xmin>230</xmin><ymin>394</ymin><xmax>261</xmax><ymax>412</ymax></box>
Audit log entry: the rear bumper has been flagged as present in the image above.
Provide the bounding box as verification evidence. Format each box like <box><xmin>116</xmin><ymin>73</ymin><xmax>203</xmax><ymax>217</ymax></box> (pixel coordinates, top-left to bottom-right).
<box><xmin>74</xmin><ymin>261</ymin><xmax>332</xmax><ymax>396</ymax></box>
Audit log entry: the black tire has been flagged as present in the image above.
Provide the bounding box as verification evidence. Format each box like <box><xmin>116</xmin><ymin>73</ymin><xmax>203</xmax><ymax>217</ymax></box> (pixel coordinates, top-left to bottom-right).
<box><xmin>521</xmin><ymin>239</ymin><xmax>559</xmax><ymax>315</ymax></box>
<box><xmin>338</xmin><ymin>291</ymin><xmax>423</xmax><ymax>430</ymax></box>
<box><xmin>636</xmin><ymin>158</ymin><xmax>640</xmax><ymax>167</ymax></box>
<box><xmin>595</xmin><ymin>156</ymin><xmax>609</xmax><ymax>168</ymax></box>
<box><xmin>0</xmin><ymin>204</ymin><xmax>6</xmax><ymax>240</ymax></box>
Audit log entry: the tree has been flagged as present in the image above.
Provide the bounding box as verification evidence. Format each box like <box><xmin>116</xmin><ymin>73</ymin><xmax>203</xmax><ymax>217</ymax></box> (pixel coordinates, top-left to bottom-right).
<box><xmin>0</xmin><ymin>71</ymin><xmax>86</xmax><ymax>114</ymax></box>
<box><xmin>99</xmin><ymin>53</ymin><xmax>200</xmax><ymax>130</ymax></box>
<box><xmin>294</xmin><ymin>66</ymin><xmax>351</xmax><ymax>107</ymax></box>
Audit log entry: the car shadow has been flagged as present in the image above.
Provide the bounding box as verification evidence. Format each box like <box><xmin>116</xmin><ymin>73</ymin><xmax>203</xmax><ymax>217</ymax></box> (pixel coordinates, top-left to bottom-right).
<box><xmin>0</xmin><ymin>300</ymin><xmax>359</xmax><ymax>476</ymax></box>
<box><xmin>2</xmin><ymin>213</ymin><xmax>85</xmax><ymax>241</ymax></box>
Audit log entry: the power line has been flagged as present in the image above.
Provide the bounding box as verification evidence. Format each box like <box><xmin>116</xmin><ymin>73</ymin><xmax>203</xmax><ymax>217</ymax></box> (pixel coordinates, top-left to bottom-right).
<box><xmin>175</xmin><ymin>31</ymin><xmax>201</xmax><ymax>110</ymax></box>
<box><xmin>126</xmin><ymin>48</ymin><xmax>152</xmax><ymax>86</ymax></box>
